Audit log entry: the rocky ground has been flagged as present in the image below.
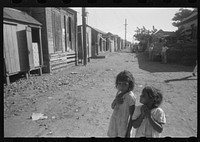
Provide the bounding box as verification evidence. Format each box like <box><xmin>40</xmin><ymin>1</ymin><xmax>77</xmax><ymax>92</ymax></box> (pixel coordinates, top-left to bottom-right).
<box><xmin>4</xmin><ymin>48</ymin><xmax>197</xmax><ymax>137</ymax></box>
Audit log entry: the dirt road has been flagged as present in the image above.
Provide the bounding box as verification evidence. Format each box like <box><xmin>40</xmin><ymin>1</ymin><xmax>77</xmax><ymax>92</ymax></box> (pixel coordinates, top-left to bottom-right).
<box><xmin>4</xmin><ymin>48</ymin><xmax>197</xmax><ymax>137</ymax></box>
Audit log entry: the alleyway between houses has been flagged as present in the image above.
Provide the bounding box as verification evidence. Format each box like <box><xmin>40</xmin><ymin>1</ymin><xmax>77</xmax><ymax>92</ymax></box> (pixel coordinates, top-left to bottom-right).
<box><xmin>4</xmin><ymin>48</ymin><xmax>197</xmax><ymax>137</ymax></box>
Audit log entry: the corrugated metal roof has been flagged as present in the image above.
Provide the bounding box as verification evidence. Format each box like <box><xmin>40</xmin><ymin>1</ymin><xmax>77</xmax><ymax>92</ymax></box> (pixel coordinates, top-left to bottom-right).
<box><xmin>3</xmin><ymin>8</ymin><xmax>41</xmax><ymax>26</ymax></box>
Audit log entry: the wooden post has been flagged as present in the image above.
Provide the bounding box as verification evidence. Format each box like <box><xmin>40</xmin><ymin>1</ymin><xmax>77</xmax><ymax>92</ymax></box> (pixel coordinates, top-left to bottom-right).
<box><xmin>75</xmin><ymin>12</ymin><xmax>78</xmax><ymax>66</ymax></box>
<box><xmin>124</xmin><ymin>19</ymin><xmax>127</xmax><ymax>48</ymax></box>
<box><xmin>6</xmin><ymin>74</ymin><xmax>10</xmax><ymax>85</ymax></box>
<box><xmin>82</xmin><ymin>8</ymin><xmax>87</xmax><ymax>65</ymax></box>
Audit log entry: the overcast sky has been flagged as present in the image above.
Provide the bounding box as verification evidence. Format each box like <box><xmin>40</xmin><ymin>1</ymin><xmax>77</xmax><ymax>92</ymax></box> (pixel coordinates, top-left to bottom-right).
<box><xmin>71</xmin><ymin>7</ymin><xmax>194</xmax><ymax>42</ymax></box>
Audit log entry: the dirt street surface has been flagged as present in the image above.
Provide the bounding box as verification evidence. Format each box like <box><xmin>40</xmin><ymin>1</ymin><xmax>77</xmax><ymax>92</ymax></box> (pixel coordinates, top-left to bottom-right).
<box><xmin>4</xmin><ymin>48</ymin><xmax>197</xmax><ymax>137</ymax></box>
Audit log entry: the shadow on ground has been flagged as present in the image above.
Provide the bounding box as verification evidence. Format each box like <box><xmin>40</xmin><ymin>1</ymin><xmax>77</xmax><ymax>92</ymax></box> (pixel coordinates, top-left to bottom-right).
<box><xmin>164</xmin><ymin>75</ymin><xmax>197</xmax><ymax>83</ymax></box>
<box><xmin>136</xmin><ymin>53</ymin><xmax>194</xmax><ymax>73</ymax></box>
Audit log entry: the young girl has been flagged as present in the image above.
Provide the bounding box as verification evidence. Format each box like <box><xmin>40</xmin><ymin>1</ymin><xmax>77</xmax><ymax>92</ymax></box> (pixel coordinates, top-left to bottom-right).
<box><xmin>131</xmin><ymin>86</ymin><xmax>166</xmax><ymax>137</ymax></box>
<box><xmin>107</xmin><ymin>70</ymin><xmax>136</xmax><ymax>137</ymax></box>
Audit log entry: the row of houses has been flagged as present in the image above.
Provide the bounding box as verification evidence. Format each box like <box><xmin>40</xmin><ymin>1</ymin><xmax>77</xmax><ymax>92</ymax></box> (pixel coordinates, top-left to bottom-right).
<box><xmin>3</xmin><ymin>7</ymin><xmax>131</xmax><ymax>84</ymax></box>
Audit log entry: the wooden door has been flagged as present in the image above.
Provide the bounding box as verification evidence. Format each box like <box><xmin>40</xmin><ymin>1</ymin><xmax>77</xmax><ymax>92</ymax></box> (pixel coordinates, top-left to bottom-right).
<box><xmin>52</xmin><ymin>9</ymin><xmax>62</xmax><ymax>52</ymax></box>
<box><xmin>64</xmin><ymin>15</ymin><xmax>68</xmax><ymax>52</ymax></box>
<box><xmin>67</xmin><ymin>16</ymin><xmax>72</xmax><ymax>51</ymax></box>
<box><xmin>3</xmin><ymin>23</ymin><xmax>20</xmax><ymax>74</ymax></box>
<box><xmin>26</xmin><ymin>27</ymin><xmax>35</xmax><ymax>70</ymax></box>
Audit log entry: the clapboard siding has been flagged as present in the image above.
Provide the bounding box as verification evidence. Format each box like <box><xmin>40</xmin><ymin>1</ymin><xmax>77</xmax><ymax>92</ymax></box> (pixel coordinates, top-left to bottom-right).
<box><xmin>4</xmin><ymin>23</ymin><xmax>22</xmax><ymax>74</ymax></box>
<box><xmin>27</xmin><ymin>7</ymin><xmax>77</xmax><ymax>72</ymax></box>
<box><xmin>50</xmin><ymin>52</ymin><xmax>76</xmax><ymax>70</ymax></box>
<box><xmin>4</xmin><ymin>8</ymin><xmax>43</xmax><ymax>84</ymax></box>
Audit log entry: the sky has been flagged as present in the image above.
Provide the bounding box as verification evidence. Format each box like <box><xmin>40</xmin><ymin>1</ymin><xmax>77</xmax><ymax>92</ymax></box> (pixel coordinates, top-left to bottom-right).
<box><xmin>71</xmin><ymin>7</ymin><xmax>194</xmax><ymax>42</ymax></box>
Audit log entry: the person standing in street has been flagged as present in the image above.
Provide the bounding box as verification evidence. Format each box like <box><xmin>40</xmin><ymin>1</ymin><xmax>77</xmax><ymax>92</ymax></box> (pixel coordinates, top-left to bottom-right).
<box><xmin>107</xmin><ymin>70</ymin><xmax>136</xmax><ymax>137</ymax></box>
<box><xmin>136</xmin><ymin>45</ymin><xmax>139</xmax><ymax>55</ymax></box>
<box><xmin>131</xmin><ymin>86</ymin><xmax>166</xmax><ymax>137</ymax></box>
<box><xmin>161</xmin><ymin>43</ymin><xmax>168</xmax><ymax>64</ymax></box>
<box><xmin>149</xmin><ymin>43</ymin><xmax>154</xmax><ymax>61</ymax></box>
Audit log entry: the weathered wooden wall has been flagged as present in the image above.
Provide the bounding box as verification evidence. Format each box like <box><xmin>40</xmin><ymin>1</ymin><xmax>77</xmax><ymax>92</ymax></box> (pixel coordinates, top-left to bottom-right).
<box><xmin>4</xmin><ymin>23</ymin><xmax>21</xmax><ymax>74</ymax></box>
<box><xmin>29</xmin><ymin>7</ymin><xmax>77</xmax><ymax>72</ymax></box>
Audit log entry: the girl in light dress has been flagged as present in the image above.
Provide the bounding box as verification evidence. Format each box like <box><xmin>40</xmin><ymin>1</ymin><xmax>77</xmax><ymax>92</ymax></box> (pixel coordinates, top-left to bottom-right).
<box><xmin>107</xmin><ymin>70</ymin><xmax>136</xmax><ymax>137</ymax></box>
<box><xmin>131</xmin><ymin>86</ymin><xmax>166</xmax><ymax>137</ymax></box>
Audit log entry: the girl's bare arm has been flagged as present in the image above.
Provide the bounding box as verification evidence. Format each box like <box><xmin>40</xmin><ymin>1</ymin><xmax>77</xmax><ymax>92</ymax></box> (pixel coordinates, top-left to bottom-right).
<box><xmin>132</xmin><ymin>114</ymin><xmax>145</xmax><ymax>128</ymax></box>
<box><xmin>132</xmin><ymin>106</ymin><xmax>146</xmax><ymax>128</ymax></box>
<box><xmin>125</xmin><ymin>105</ymin><xmax>135</xmax><ymax>137</ymax></box>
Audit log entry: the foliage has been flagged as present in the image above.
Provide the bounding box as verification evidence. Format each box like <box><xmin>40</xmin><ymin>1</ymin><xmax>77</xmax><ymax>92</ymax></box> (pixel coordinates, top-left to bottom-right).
<box><xmin>134</xmin><ymin>26</ymin><xmax>157</xmax><ymax>43</ymax></box>
<box><xmin>172</xmin><ymin>8</ymin><xmax>193</xmax><ymax>27</ymax></box>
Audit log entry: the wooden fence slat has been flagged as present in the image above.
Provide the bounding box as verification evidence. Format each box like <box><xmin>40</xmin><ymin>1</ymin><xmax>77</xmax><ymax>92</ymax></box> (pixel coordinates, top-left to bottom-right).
<box><xmin>3</xmin><ymin>24</ymin><xmax>11</xmax><ymax>74</ymax></box>
<box><xmin>6</xmin><ymin>25</ymin><xmax>15</xmax><ymax>73</ymax></box>
<box><xmin>11</xmin><ymin>25</ymin><xmax>20</xmax><ymax>72</ymax></box>
<box><xmin>51</xmin><ymin>59</ymin><xmax>68</xmax><ymax>66</ymax></box>
<box><xmin>51</xmin><ymin>63</ymin><xmax>68</xmax><ymax>70</ymax></box>
<box><xmin>8</xmin><ymin>25</ymin><xmax>16</xmax><ymax>73</ymax></box>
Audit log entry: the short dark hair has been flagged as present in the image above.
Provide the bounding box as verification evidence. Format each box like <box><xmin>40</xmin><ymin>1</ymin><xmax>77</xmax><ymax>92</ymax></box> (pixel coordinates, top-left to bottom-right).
<box><xmin>142</xmin><ymin>86</ymin><xmax>163</xmax><ymax>108</ymax></box>
<box><xmin>115</xmin><ymin>70</ymin><xmax>135</xmax><ymax>91</ymax></box>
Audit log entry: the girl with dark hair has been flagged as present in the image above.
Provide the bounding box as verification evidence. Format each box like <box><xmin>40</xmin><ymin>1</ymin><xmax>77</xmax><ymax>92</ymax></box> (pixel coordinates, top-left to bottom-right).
<box><xmin>131</xmin><ymin>86</ymin><xmax>166</xmax><ymax>137</ymax></box>
<box><xmin>107</xmin><ymin>70</ymin><xmax>136</xmax><ymax>137</ymax></box>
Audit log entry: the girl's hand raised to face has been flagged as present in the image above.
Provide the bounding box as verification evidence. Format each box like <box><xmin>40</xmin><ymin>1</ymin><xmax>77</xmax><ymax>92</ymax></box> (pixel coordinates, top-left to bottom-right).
<box><xmin>140</xmin><ymin>105</ymin><xmax>147</xmax><ymax>117</ymax></box>
<box><xmin>115</xmin><ymin>96</ymin><xmax>124</xmax><ymax>104</ymax></box>
<box><xmin>145</xmin><ymin>107</ymin><xmax>151</xmax><ymax>118</ymax></box>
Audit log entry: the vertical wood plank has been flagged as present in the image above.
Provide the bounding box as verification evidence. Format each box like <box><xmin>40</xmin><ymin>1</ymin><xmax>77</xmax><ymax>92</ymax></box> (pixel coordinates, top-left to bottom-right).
<box><xmin>61</xmin><ymin>13</ymin><xmax>65</xmax><ymax>52</ymax></box>
<box><xmin>8</xmin><ymin>25</ymin><xmax>16</xmax><ymax>73</ymax></box>
<box><xmin>10</xmin><ymin>25</ymin><xmax>17</xmax><ymax>72</ymax></box>
<box><xmin>26</xmin><ymin>27</ymin><xmax>34</xmax><ymax>70</ymax></box>
<box><xmin>3</xmin><ymin>24</ymin><xmax>11</xmax><ymax>74</ymax></box>
<box><xmin>65</xmin><ymin>15</ymin><xmax>68</xmax><ymax>51</ymax></box>
<box><xmin>17</xmin><ymin>29</ymin><xmax>29</xmax><ymax>72</ymax></box>
<box><xmin>6</xmin><ymin>25</ymin><xmax>15</xmax><ymax>73</ymax></box>
<box><xmin>11</xmin><ymin>25</ymin><xmax>20</xmax><ymax>72</ymax></box>
<box><xmin>38</xmin><ymin>28</ymin><xmax>43</xmax><ymax>66</ymax></box>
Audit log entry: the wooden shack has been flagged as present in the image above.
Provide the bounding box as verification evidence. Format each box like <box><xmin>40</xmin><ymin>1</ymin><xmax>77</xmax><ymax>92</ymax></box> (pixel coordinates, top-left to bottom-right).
<box><xmin>117</xmin><ymin>36</ymin><xmax>122</xmax><ymax>51</ymax></box>
<box><xmin>20</xmin><ymin>7</ymin><xmax>78</xmax><ymax>72</ymax></box>
<box><xmin>121</xmin><ymin>39</ymin><xmax>125</xmax><ymax>50</ymax></box>
<box><xmin>3</xmin><ymin>8</ymin><xmax>43</xmax><ymax>84</ymax></box>
<box><xmin>113</xmin><ymin>35</ymin><xmax>118</xmax><ymax>52</ymax></box>
<box><xmin>106</xmin><ymin>32</ymin><xmax>115</xmax><ymax>52</ymax></box>
<box><xmin>102</xmin><ymin>34</ymin><xmax>111</xmax><ymax>52</ymax></box>
<box><xmin>89</xmin><ymin>26</ymin><xmax>107</xmax><ymax>57</ymax></box>
<box><xmin>78</xmin><ymin>25</ymin><xmax>92</xmax><ymax>63</ymax></box>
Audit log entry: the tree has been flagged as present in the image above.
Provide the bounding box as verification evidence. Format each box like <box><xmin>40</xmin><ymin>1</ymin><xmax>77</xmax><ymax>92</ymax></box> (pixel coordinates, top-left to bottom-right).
<box><xmin>134</xmin><ymin>26</ymin><xmax>158</xmax><ymax>51</ymax></box>
<box><xmin>172</xmin><ymin>8</ymin><xmax>193</xmax><ymax>27</ymax></box>
<box><xmin>134</xmin><ymin>26</ymin><xmax>157</xmax><ymax>42</ymax></box>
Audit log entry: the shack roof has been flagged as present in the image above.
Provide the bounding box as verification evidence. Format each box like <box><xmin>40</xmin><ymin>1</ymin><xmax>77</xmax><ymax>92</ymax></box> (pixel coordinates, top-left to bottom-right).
<box><xmin>3</xmin><ymin>8</ymin><xmax>41</xmax><ymax>26</ymax></box>
<box><xmin>89</xmin><ymin>25</ymin><xmax>107</xmax><ymax>34</ymax></box>
<box><xmin>154</xmin><ymin>29</ymin><xmax>176</xmax><ymax>38</ymax></box>
<box><xmin>78</xmin><ymin>24</ymin><xmax>106</xmax><ymax>34</ymax></box>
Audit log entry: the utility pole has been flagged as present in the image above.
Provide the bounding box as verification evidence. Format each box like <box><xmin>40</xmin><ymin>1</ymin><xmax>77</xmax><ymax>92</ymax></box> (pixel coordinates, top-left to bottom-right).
<box><xmin>124</xmin><ymin>19</ymin><xmax>127</xmax><ymax>48</ymax></box>
<box><xmin>82</xmin><ymin>7</ymin><xmax>87</xmax><ymax>65</ymax></box>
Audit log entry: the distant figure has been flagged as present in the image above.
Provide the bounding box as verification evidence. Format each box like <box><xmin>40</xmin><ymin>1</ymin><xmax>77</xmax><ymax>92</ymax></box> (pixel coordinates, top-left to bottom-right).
<box><xmin>192</xmin><ymin>60</ymin><xmax>197</xmax><ymax>76</ymax></box>
<box><xmin>149</xmin><ymin>43</ymin><xmax>154</xmax><ymax>61</ymax></box>
<box><xmin>107</xmin><ymin>70</ymin><xmax>136</xmax><ymax>137</ymax></box>
<box><xmin>136</xmin><ymin>45</ymin><xmax>139</xmax><ymax>55</ymax></box>
<box><xmin>131</xmin><ymin>86</ymin><xmax>166</xmax><ymax>137</ymax></box>
<box><xmin>161</xmin><ymin>44</ymin><xmax>168</xmax><ymax>64</ymax></box>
